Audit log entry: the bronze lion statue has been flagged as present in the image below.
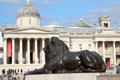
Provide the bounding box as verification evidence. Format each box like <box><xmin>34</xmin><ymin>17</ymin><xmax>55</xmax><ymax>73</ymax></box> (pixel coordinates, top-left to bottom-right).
<box><xmin>27</xmin><ymin>37</ymin><xmax>106</xmax><ymax>74</ymax></box>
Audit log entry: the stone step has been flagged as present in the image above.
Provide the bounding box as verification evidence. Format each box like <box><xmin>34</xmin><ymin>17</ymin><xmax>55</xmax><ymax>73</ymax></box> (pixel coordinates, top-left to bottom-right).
<box><xmin>26</xmin><ymin>73</ymin><xmax>100</xmax><ymax>80</ymax></box>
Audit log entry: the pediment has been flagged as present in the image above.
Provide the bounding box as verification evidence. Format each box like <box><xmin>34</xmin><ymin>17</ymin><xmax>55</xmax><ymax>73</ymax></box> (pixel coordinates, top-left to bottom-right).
<box><xmin>18</xmin><ymin>29</ymin><xmax>50</xmax><ymax>33</ymax></box>
<box><xmin>5</xmin><ymin>28</ymin><xmax>54</xmax><ymax>33</ymax></box>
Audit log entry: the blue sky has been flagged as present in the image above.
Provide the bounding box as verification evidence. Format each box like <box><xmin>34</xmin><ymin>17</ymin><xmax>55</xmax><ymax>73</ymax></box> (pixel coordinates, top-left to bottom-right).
<box><xmin>0</xmin><ymin>0</ymin><xmax>120</xmax><ymax>28</ymax></box>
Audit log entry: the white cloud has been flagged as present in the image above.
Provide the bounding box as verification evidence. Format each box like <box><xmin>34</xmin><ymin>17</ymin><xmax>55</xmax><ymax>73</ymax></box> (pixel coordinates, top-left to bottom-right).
<box><xmin>36</xmin><ymin>0</ymin><xmax>57</xmax><ymax>5</ymax></box>
<box><xmin>85</xmin><ymin>3</ymin><xmax>120</xmax><ymax>28</ymax></box>
<box><xmin>0</xmin><ymin>0</ymin><xmax>62</xmax><ymax>5</ymax></box>
<box><xmin>41</xmin><ymin>16</ymin><xmax>80</xmax><ymax>27</ymax></box>
<box><xmin>41</xmin><ymin>2</ymin><xmax>120</xmax><ymax>28</ymax></box>
<box><xmin>0</xmin><ymin>0</ymin><xmax>24</xmax><ymax>4</ymax></box>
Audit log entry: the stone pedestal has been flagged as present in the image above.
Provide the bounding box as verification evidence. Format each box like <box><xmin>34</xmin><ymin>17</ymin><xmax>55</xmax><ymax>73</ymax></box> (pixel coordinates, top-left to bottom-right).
<box><xmin>97</xmin><ymin>75</ymin><xmax>120</xmax><ymax>80</ymax></box>
<box><xmin>26</xmin><ymin>73</ymin><xmax>100</xmax><ymax>80</ymax></box>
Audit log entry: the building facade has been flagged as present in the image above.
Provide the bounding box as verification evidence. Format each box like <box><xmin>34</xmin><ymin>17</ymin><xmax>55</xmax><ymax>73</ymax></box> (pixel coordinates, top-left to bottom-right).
<box><xmin>0</xmin><ymin>0</ymin><xmax>120</xmax><ymax>74</ymax></box>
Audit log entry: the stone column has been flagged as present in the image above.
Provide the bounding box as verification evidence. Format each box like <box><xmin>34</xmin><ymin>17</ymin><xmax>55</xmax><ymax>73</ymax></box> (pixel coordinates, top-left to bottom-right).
<box><xmin>40</xmin><ymin>38</ymin><xmax>45</xmax><ymax>65</ymax></box>
<box><xmin>3</xmin><ymin>38</ymin><xmax>7</xmax><ymax>64</ymax></box>
<box><xmin>67</xmin><ymin>38</ymin><xmax>70</xmax><ymax>49</ymax></box>
<box><xmin>27</xmin><ymin>39</ymin><xmax>30</xmax><ymax>64</ymax></box>
<box><xmin>113</xmin><ymin>41</ymin><xmax>116</xmax><ymax>65</ymax></box>
<box><xmin>102</xmin><ymin>41</ymin><xmax>106</xmax><ymax>62</ymax></box>
<box><xmin>35</xmin><ymin>38</ymin><xmax>38</xmax><ymax>64</ymax></box>
<box><xmin>39</xmin><ymin>39</ymin><xmax>41</xmax><ymax>63</ymax></box>
<box><xmin>113</xmin><ymin>41</ymin><xmax>116</xmax><ymax>74</ymax></box>
<box><xmin>12</xmin><ymin>38</ymin><xmax>15</xmax><ymax>64</ymax></box>
<box><xmin>95</xmin><ymin>41</ymin><xmax>98</xmax><ymax>52</ymax></box>
<box><xmin>19</xmin><ymin>38</ymin><xmax>23</xmax><ymax>64</ymax></box>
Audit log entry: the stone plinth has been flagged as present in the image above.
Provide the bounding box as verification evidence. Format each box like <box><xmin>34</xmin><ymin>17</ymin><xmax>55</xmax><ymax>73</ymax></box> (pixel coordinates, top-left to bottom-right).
<box><xmin>97</xmin><ymin>75</ymin><xmax>120</xmax><ymax>80</ymax></box>
<box><xmin>0</xmin><ymin>64</ymin><xmax>44</xmax><ymax>75</ymax></box>
<box><xmin>26</xmin><ymin>73</ymin><xmax>100</xmax><ymax>80</ymax></box>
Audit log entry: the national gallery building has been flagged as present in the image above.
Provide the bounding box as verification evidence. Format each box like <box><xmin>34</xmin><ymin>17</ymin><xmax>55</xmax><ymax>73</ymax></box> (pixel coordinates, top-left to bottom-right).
<box><xmin>0</xmin><ymin>0</ymin><xmax>120</xmax><ymax>74</ymax></box>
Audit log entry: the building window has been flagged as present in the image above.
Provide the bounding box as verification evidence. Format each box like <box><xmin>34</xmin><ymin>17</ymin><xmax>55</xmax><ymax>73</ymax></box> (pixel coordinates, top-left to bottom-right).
<box><xmin>106</xmin><ymin>58</ymin><xmax>110</xmax><ymax>68</ymax></box>
<box><xmin>70</xmin><ymin>44</ymin><xmax>72</xmax><ymax>50</ymax></box>
<box><xmin>37</xmin><ymin>19</ymin><xmax>39</xmax><ymax>25</ymax></box>
<box><xmin>88</xmin><ymin>44</ymin><xmax>91</xmax><ymax>49</ymax></box>
<box><xmin>20</xmin><ymin>19</ymin><xmax>22</xmax><ymax>25</ymax></box>
<box><xmin>104</xmin><ymin>23</ymin><xmax>108</xmax><ymax>27</ymax></box>
<box><xmin>106</xmin><ymin>44</ymin><xmax>109</xmax><ymax>50</ymax></box>
<box><xmin>106</xmin><ymin>43</ymin><xmax>111</xmax><ymax>50</ymax></box>
<box><xmin>29</xmin><ymin>19</ymin><xmax>31</xmax><ymax>25</ymax></box>
<box><xmin>79</xmin><ymin>44</ymin><xmax>82</xmax><ymax>50</ymax></box>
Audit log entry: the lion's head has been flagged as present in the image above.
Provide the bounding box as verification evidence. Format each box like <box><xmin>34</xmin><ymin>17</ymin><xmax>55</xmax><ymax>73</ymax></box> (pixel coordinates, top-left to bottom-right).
<box><xmin>43</xmin><ymin>37</ymin><xmax>69</xmax><ymax>63</ymax></box>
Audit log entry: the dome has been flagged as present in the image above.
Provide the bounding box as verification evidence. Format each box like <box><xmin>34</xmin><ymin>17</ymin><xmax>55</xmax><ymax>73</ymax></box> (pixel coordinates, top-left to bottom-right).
<box><xmin>17</xmin><ymin>4</ymin><xmax>40</xmax><ymax>19</ymax></box>
<box><xmin>72</xmin><ymin>19</ymin><xmax>92</xmax><ymax>28</ymax></box>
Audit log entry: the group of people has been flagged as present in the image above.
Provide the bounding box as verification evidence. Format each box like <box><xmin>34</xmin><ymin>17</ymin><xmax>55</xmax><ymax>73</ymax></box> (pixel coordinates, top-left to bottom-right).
<box><xmin>2</xmin><ymin>69</ymin><xmax>26</xmax><ymax>80</ymax></box>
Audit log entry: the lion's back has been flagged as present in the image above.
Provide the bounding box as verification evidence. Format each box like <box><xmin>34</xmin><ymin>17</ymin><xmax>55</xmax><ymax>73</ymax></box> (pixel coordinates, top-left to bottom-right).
<box><xmin>80</xmin><ymin>50</ymin><xmax>106</xmax><ymax>72</ymax></box>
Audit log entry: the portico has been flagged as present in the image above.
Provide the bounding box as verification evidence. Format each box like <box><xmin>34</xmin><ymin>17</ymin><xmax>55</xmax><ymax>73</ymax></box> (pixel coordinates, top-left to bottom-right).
<box><xmin>3</xmin><ymin>37</ymin><xmax>50</xmax><ymax>65</ymax></box>
<box><xmin>95</xmin><ymin>41</ymin><xmax>118</xmax><ymax>67</ymax></box>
